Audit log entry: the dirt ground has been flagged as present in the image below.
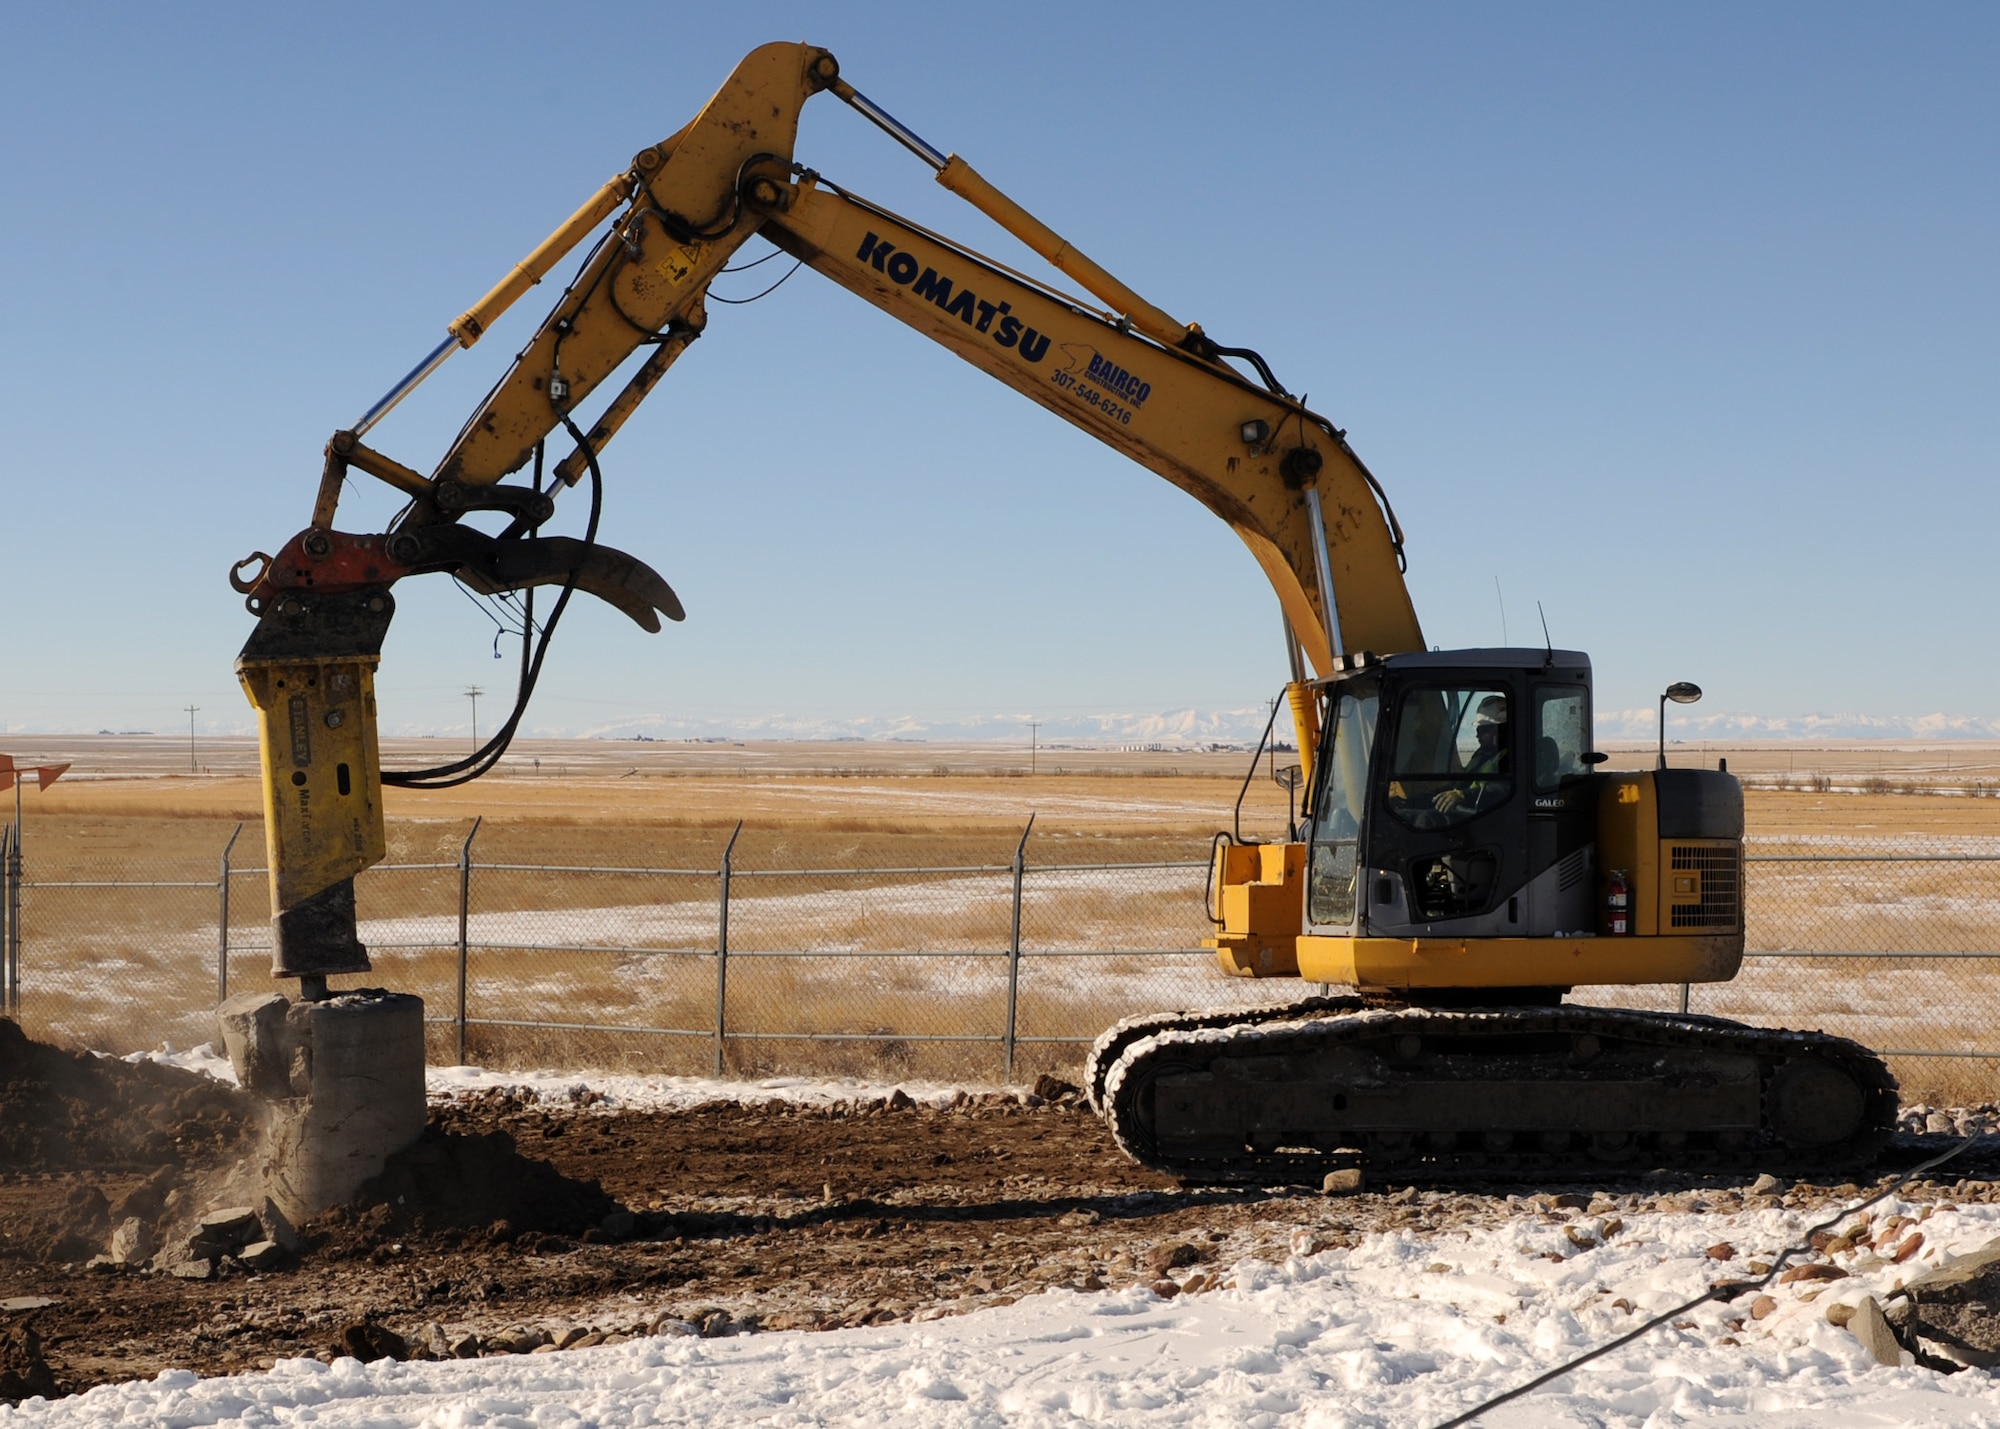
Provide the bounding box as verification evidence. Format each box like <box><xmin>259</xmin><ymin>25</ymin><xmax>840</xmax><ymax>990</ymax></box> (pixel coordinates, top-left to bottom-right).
<box><xmin>5</xmin><ymin>1021</ymin><xmax>2000</xmax><ymax>1403</ymax></box>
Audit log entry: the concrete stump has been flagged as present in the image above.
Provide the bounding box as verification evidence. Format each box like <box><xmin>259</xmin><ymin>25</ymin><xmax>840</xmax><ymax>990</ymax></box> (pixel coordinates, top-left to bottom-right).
<box><xmin>218</xmin><ymin>989</ymin><xmax>426</xmax><ymax>1227</ymax></box>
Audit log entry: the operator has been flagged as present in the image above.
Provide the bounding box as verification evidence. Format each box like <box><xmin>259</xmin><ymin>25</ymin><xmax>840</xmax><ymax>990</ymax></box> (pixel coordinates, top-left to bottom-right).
<box><xmin>1432</xmin><ymin>695</ymin><xmax>1510</xmax><ymax>814</ymax></box>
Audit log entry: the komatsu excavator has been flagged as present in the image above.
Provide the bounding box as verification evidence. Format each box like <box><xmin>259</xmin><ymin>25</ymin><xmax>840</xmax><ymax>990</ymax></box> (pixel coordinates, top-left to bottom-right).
<box><xmin>232</xmin><ymin>43</ymin><xmax>1896</xmax><ymax>1182</ymax></box>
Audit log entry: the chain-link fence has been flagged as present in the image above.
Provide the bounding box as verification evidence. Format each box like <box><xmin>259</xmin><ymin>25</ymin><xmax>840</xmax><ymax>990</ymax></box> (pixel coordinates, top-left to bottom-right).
<box><xmin>6</xmin><ymin>820</ymin><xmax>2000</xmax><ymax>1098</ymax></box>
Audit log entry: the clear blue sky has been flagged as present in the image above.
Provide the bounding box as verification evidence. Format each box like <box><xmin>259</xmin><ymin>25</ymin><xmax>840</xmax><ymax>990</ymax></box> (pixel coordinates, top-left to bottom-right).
<box><xmin>2</xmin><ymin>3</ymin><xmax>1994</xmax><ymax>741</ymax></box>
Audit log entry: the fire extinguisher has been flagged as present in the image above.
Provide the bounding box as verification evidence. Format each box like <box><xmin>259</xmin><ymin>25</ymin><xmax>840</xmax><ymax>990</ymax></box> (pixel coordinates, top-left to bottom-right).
<box><xmin>1603</xmin><ymin>869</ymin><xmax>1631</xmax><ymax>936</ymax></box>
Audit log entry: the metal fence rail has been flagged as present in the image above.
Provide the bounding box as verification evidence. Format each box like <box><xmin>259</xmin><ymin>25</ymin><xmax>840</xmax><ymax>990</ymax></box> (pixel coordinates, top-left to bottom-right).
<box><xmin>6</xmin><ymin>821</ymin><xmax>2000</xmax><ymax>1095</ymax></box>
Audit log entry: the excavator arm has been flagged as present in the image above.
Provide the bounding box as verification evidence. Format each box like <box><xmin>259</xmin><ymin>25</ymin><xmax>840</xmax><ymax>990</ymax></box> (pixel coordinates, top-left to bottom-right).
<box><xmin>235</xmin><ymin>41</ymin><xmax>1421</xmax><ymax>989</ymax></box>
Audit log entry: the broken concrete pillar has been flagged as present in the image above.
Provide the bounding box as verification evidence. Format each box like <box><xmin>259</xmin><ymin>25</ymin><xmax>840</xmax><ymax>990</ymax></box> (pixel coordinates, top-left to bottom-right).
<box><xmin>218</xmin><ymin>988</ymin><xmax>426</xmax><ymax>1227</ymax></box>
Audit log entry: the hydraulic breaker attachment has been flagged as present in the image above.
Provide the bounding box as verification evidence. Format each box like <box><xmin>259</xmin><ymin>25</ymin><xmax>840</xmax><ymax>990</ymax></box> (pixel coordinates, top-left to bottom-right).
<box><xmin>230</xmin><ymin>523</ymin><xmax>681</xmax><ymax>997</ymax></box>
<box><xmin>235</xmin><ymin>588</ymin><xmax>393</xmax><ymax>989</ymax></box>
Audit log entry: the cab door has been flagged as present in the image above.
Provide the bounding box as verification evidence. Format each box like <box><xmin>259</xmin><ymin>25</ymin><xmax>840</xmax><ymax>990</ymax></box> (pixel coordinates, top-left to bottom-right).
<box><xmin>1524</xmin><ymin>682</ymin><xmax>1598</xmax><ymax>934</ymax></box>
<box><xmin>1304</xmin><ymin>680</ymin><xmax>1379</xmax><ymax>933</ymax></box>
<box><xmin>1364</xmin><ymin>677</ymin><xmax>1530</xmax><ymax>936</ymax></box>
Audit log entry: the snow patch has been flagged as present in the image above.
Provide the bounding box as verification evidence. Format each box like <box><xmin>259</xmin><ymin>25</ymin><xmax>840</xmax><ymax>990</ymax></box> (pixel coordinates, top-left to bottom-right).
<box><xmin>14</xmin><ymin>1195</ymin><xmax>2000</xmax><ymax>1425</ymax></box>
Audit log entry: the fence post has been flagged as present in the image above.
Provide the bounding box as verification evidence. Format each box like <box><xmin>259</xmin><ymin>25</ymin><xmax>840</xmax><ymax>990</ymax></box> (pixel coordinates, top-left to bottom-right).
<box><xmin>1004</xmin><ymin>814</ymin><xmax>1036</xmax><ymax>1083</ymax></box>
<box><xmin>457</xmin><ymin>816</ymin><xmax>482</xmax><ymax>1066</ymax></box>
<box><xmin>1678</xmin><ymin>982</ymin><xmax>1691</xmax><ymax>1015</ymax></box>
<box><xmin>215</xmin><ymin>823</ymin><xmax>243</xmax><ymax>1005</ymax></box>
<box><xmin>714</xmin><ymin>821</ymin><xmax>742</xmax><ymax>1077</ymax></box>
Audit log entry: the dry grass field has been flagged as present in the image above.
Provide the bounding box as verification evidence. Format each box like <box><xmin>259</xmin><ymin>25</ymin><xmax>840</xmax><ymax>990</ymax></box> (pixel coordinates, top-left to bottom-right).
<box><xmin>8</xmin><ymin>735</ymin><xmax>2000</xmax><ymax>1099</ymax></box>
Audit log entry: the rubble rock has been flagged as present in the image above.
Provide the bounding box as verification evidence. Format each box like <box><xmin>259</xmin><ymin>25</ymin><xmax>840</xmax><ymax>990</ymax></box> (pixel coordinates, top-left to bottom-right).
<box><xmin>238</xmin><ymin>1240</ymin><xmax>285</xmax><ymax>1271</ymax></box>
<box><xmin>194</xmin><ymin>1206</ymin><xmax>264</xmax><ymax>1258</ymax></box>
<box><xmin>1847</xmin><ymin>1295</ymin><xmax>1904</xmax><ymax>1367</ymax></box>
<box><xmin>1147</xmin><ymin>1242</ymin><xmax>1204</xmax><ymax>1275</ymax></box>
<box><xmin>107</xmin><ymin>1216</ymin><xmax>152</xmax><ymax>1266</ymax></box>
<box><xmin>1031</xmin><ymin>1074</ymin><xmax>1080</xmax><ymax>1103</ymax></box>
<box><xmin>338</xmin><ymin>1322</ymin><xmax>407</xmax><ymax>1363</ymax></box>
<box><xmin>167</xmin><ymin>1258</ymin><xmax>215</xmax><ymax>1281</ymax></box>
<box><xmin>1322</xmin><ymin>1169</ymin><xmax>1365</xmax><ymax>1196</ymax></box>
<box><xmin>0</xmin><ymin>1322</ymin><xmax>59</xmax><ymax>1404</ymax></box>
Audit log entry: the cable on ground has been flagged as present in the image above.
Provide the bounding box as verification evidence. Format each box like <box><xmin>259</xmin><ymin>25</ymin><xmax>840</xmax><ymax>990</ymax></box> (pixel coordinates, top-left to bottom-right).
<box><xmin>1431</xmin><ymin>1131</ymin><xmax>1987</xmax><ymax>1428</ymax></box>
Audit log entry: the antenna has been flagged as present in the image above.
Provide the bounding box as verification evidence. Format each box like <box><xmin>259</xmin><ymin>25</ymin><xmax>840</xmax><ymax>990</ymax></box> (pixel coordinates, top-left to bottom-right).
<box><xmin>1537</xmin><ymin>601</ymin><xmax>1553</xmax><ymax>664</ymax></box>
<box><xmin>1493</xmin><ymin>576</ymin><xmax>1509</xmax><ymax>645</ymax></box>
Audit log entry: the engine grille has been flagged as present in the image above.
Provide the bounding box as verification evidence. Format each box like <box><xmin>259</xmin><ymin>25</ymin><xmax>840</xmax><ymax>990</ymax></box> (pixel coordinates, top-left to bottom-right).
<box><xmin>1668</xmin><ymin>843</ymin><xmax>1740</xmax><ymax>929</ymax></box>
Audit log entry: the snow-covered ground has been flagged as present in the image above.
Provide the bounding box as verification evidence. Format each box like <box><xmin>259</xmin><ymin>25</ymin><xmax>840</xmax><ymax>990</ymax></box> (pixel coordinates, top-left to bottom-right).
<box><xmin>10</xmin><ymin>1195</ymin><xmax>2000</xmax><ymax>1426</ymax></box>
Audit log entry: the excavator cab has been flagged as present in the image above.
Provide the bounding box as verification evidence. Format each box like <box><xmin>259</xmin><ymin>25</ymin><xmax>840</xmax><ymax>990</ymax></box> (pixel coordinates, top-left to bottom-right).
<box><xmin>1308</xmin><ymin>649</ymin><xmax>1600</xmax><ymax>946</ymax></box>
<box><xmin>1208</xmin><ymin>646</ymin><xmax>1747</xmax><ymax>996</ymax></box>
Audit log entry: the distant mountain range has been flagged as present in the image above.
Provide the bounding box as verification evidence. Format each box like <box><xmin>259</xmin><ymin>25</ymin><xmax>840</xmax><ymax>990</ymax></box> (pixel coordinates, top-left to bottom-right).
<box><xmin>569</xmin><ymin>707</ymin><xmax>1277</xmax><ymax>747</ymax></box>
<box><xmin>559</xmin><ymin>707</ymin><xmax>2000</xmax><ymax>747</ymax></box>
<box><xmin>1596</xmin><ymin>709</ymin><xmax>2000</xmax><ymax>742</ymax></box>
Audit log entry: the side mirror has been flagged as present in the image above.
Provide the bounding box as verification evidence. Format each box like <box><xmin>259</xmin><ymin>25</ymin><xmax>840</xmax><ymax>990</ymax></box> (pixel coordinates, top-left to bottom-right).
<box><xmin>1581</xmin><ymin>752</ymin><xmax>1609</xmax><ymax>766</ymax></box>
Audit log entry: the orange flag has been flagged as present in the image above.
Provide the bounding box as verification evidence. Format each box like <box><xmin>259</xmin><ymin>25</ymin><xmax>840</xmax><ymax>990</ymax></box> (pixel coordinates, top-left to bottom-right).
<box><xmin>35</xmin><ymin>765</ymin><xmax>69</xmax><ymax>790</ymax></box>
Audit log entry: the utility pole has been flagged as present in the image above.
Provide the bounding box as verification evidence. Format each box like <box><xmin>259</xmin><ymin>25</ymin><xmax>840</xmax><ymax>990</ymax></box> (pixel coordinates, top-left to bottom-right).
<box><xmin>1028</xmin><ymin>721</ymin><xmax>1040</xmax><ymax>776</ymax></box>
<box><xmin>184</xmin><ymin>705</ymin><xmax>199</xmax><ymax>773</ymax></box>
<box><xmin>465</xmin><ymin>686</ymin><xmax>484</xmax><ymax>752</ymax></box>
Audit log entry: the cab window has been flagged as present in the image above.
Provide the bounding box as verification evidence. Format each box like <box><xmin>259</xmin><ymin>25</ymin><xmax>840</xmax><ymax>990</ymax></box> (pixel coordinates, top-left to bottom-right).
<box><xmin>1533</xmin><ymin>686</ymin><xmax>1590</xmax><ymax>792</ymax></box>
<box><xmin>1307</xmin><ymin>687</ymin><xmax>1378</xmax><ymax>927</ymax></box>
<box><xmin>1386</xmin><ymin>686</ymin><xmax>1513</xmax><ymax>829</ymax></box>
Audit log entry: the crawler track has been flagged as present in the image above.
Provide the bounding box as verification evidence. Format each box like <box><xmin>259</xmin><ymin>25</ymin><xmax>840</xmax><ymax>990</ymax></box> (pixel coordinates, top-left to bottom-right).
<box><xmin>1100</xmin><ymin>1004</ymin><xmax>1898</xmax><ymax>1183</ymax></box>
<box><xmin>1083</xmin><ymin>995</ymin><xmax>1363</xmax><ymax>1114</ymax></box>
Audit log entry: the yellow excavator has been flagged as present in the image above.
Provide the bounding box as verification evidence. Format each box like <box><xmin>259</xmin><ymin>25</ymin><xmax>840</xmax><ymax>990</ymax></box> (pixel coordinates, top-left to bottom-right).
<box><xmin>231</xmin><ymin>42</ymin><xmax>1895</xmax><ymax>1181</ymax></box>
